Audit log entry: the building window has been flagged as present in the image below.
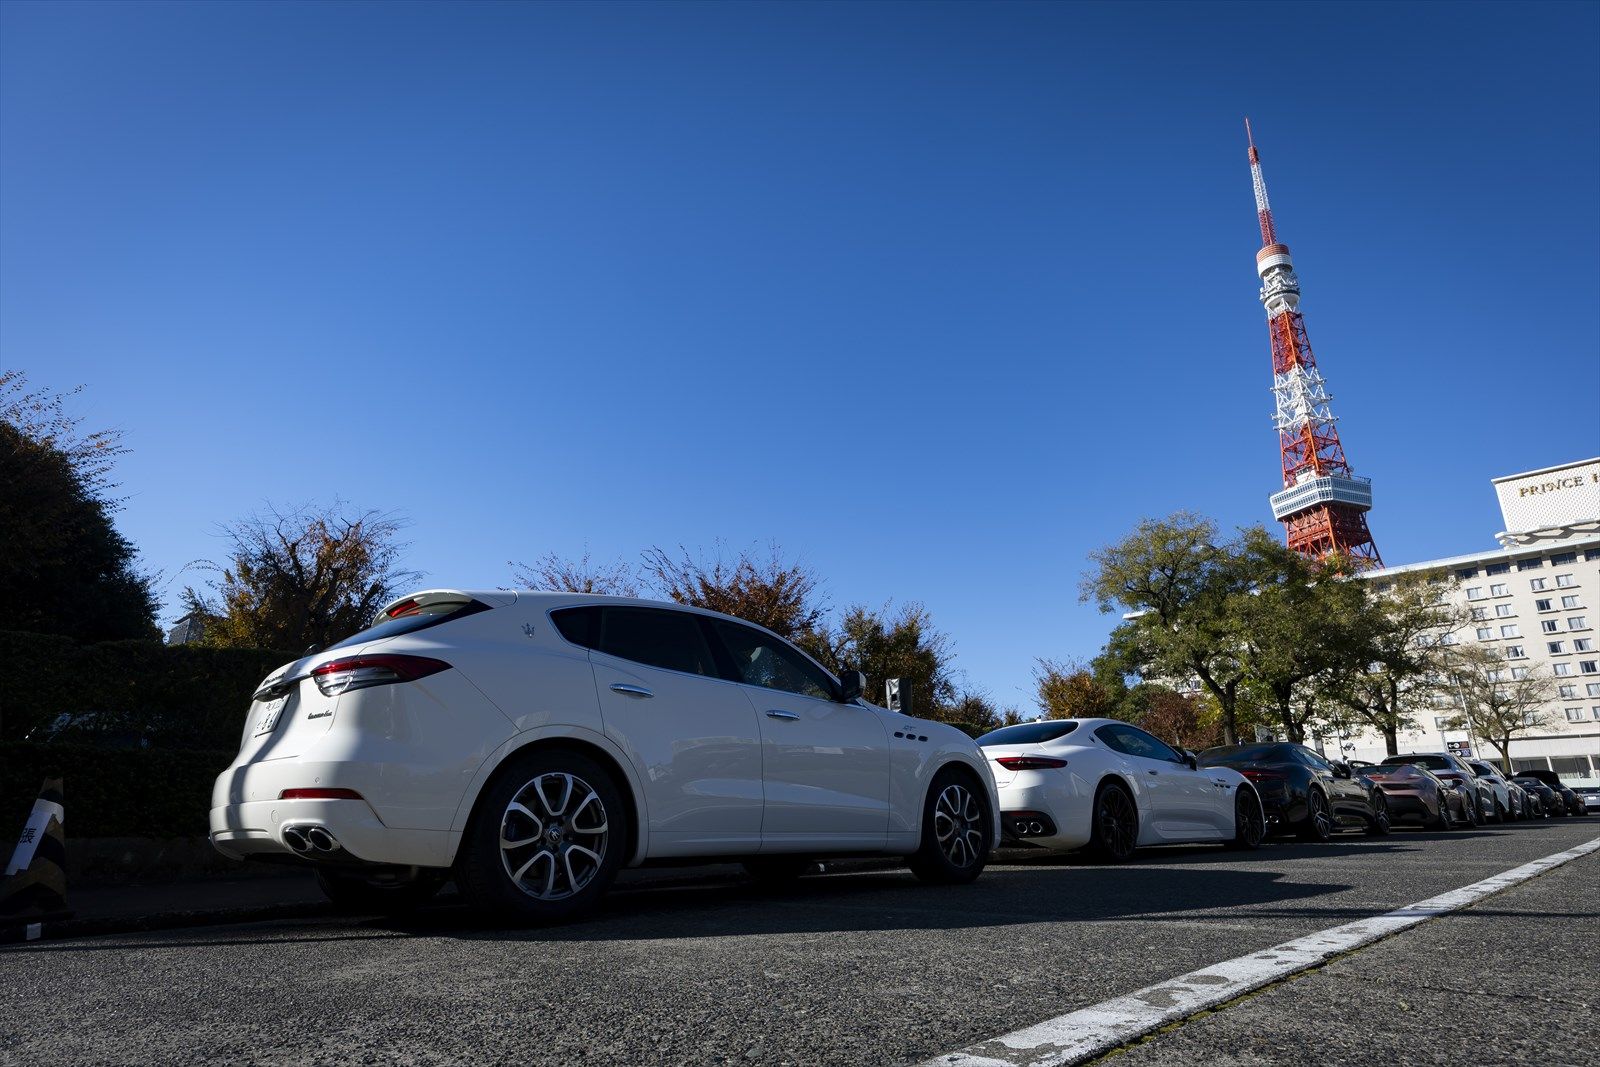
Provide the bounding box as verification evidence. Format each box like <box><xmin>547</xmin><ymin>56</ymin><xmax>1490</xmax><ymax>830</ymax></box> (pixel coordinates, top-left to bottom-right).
<box><xmin>1522</xmin><ymin>712</ymin><xmax>1542</xmax><ymax>726</ymax></box>
<box><xmin>1577</xmin><ymin>639</ymin><xmax>1595</xmax><ymax>653</ymax></box>
<box><xmin>1559</xmin><ymin>684</ymin><xmax>1578</xmax><ymax>698</ymax></box>
<box><xmin>1568</xmin><ymin>708</ymin><xmax>1586</xmax><ymax>722</ymax></box>
<box><xmin>1456</xmin><ymin>567</ymin><xmax>1478</xmax><ymax>580</ymax></box>
<box><xmin>1491</xmin><ymin>583</ymin><xmax>1509</xmax><ymax>596</ymax></box>
<box><xmin>1582</xmin><ymin>661</ymin><xmax>1599</xmax><ymax>675</ymax></box>
<box><xmin>1476</xmin><ymin>627</ymin><xmax>1494</xmax><ymax>641</ymax></box>
<box><xmin>1586</xmin><ymin>549</ymin><xmax>1600</xmax><ymax>562</ymax></box>
<box><xmin>1485</xmin><ymin>562</ymin><xmax>1510</xmax><ymax>576</ymax></box>
<box><xmin>1517</xmin><ymin>558</ymin><xmax>1544</xmax><ymax>571</ymax></box>
<box><xmin>1588</xmin><ymin>682</ymin><xmax>1600</xmax><ymax>697</ymax></box>
<box><xmin>1529</xmin><ymin>578</ymin><xmax>1549</xmax><ymax>591</ymax></box>
<box><xmin>1434</xmin><ymin>716</ymin><xmax>1450</xmax><ymax>729</ymax></box>
<box><xmin>1593</xmin><ymin>706</ymin><xmax>1600</xmax><ymax>720</ymax></box>
<box><xmin>1466</xmin><ymin>587</ymin><xmax>1486</xmax><ymax>601</ymax></box>
<box><xmin>1505</xmin><ymin>644</ymin><xmax>1526</xmax><ymax>658</ymax></box>
<box><xmin>1489</xmin><ymin>669</ymin><xmax>1507</xmax><ymax>682</ymax></box>
<box><xmin>1543</xmin><ymin>620</ymin><xmax>1560</xmax><ymax>633</ymax></box>
<box><xmin>1550</xmin><ymin>551</ymin><xmax>1577</xmax><ymax>565</ymax></box>
<box><xmin>1511</xmin><ymin>667</ymin><xmax>1529</xmax><ymax>679</ymax></box>
<box><xmin>1548</xmin><ymin>641</ymin><xmax>1566</xmax><ymax>654</ymax></box>
<box><xmin>1440</xmin><ymin>632</ymin><xmax>1457</xmax><ymax>645</ymax></box>
<box><xmin>1562</xmin><ymin>596</ymin><xmax>1581</xmax><ymax>608</ymax></box>
<box><xmin>1555</xmin><ymin>574</ymin><xmax>1576</xmax><ymax>588</ymax></box>
<box><xmin>1554</xmin><ymin>663</ymin><xmax>1573</xmax><ymax>676</ymax></box>
<box><xmin>1496</xmin><ymin>604</ymin><xmax>1515</xmax><ymax>618</ymax></box>
<box><xmin>1501</xmin><ymin>624</ymin><xmax>1520</xmax><ymax>638</ymax></box>
<box><xmin>1569</xmin><ymin>616</ymin><xmax>1588</xmax><ymax>630</ymax></box>
<box><xmin>1536</xmin><ymin>598</ymin><xmax>1554</xmax><ymax>612</ymax></box>
<box><xmin>1415</xmin><ymin>634</ymin><xmax>1435</xmax><ymax>647</ymax></box>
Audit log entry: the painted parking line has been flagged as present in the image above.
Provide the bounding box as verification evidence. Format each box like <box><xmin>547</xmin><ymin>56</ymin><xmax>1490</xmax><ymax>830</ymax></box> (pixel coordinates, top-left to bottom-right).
<box><xmin>920</xmin><ymin>834</ymin><xmax>1600</xmax><ymax>1067</ymax></box>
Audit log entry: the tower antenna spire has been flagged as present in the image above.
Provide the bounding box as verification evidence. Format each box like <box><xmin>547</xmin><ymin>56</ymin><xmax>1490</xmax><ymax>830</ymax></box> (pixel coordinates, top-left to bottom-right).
<box><xmin>1245</xmin><ymin>122</ymin><xmax>1382</xmax><ymax>567</ymax></box>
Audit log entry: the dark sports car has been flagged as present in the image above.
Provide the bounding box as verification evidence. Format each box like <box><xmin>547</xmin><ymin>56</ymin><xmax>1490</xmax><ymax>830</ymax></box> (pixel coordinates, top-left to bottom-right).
<box><xmin>1516</xmin><ymin>769</ymin><xmax>1588</xmax><ymax>816</ymax></box>
<box><xmin>1198</xmin><ymin>743</ymin><xmax>1389</xmax><ymax>840</ymax></box>
<box><xmin>1512</xmin><ymin>776</ymin><xmax>1560</xmax><ymax>818</ymax></box>
<box><xmin>1358</xmin><ymin>762</ymin><xmax>1476</xmax><ymax>830</ymax></box>
<box><xmin>1380</xmin><ymin>753</ymin><xmax>1494</xmax><ymax>823</ymax></box>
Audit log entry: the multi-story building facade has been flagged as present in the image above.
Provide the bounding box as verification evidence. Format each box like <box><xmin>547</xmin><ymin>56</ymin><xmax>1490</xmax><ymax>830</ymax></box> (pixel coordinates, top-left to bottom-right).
<box><xmin>1337</xmin><ymin>458</ymin><xmax>1600</xmax><ymax>785</ymax></box>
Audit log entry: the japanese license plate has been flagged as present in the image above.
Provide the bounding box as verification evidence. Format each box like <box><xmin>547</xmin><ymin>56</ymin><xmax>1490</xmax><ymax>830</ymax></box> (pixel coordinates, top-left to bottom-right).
<box><xmin>254</xmin><ymin>695</ymin><xmax>289</xmax><ymax>736</ymax></box>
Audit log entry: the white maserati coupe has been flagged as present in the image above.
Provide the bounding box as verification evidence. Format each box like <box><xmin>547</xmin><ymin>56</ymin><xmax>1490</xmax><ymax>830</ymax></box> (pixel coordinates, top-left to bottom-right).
<box><xmin>211</xmin><ymin>590</ymin><xmax>999</xmax><ymax>921</ymax></box>
<box><xmin>977</xmin><ymin>718</ymin><xmax>1265</xmax><ymax>860</ymax></box>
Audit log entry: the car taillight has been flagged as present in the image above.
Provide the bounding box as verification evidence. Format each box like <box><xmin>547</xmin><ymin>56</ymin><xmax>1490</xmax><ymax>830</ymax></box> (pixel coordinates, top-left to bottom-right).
<box><xmin>310</xmin><ymin>654</ymin><xmax>452</xmax><ymax>696</ymax></box>
<box><xmin>279</xmin><ymin>788</ymin><xmax>364</xmax><ymax>800</ymax></box>
<box><xmin>1241</xmin><ymin>770</ymin><xmax>1286</xmax><ymax>781</ymax></box>
<box><xmin>995</xmin><ymin>756</ymin><xmax>1069</xmax><ymax>770</ymax></box>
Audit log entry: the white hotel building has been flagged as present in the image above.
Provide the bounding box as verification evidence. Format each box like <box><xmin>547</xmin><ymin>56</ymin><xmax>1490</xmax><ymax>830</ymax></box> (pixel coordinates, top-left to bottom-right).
<box><xmin>1335</xmin><ymin>458</ymin><xmax>1600</xmax><ymax>786</ymax></box>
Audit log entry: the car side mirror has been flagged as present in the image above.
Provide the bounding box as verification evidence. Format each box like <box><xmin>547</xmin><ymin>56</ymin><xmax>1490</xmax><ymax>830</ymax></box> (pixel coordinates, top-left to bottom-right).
<box><xmin>838</xmin><ymin>670</ymin><xmax>865</xmax><ymax>704</ymax></box>
<box><xmin>1331</xmin><ymin>760</ymin><xmax>1352</xmax><ymax>779</ymax></box>
<box><xmin>1181</xmin><ymin>749</ymin><xmax>1198</xmax><ymax>770</ymax></box>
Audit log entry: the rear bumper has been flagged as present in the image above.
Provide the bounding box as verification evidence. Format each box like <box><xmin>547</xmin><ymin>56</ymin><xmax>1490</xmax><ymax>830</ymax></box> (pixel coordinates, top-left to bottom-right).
<box><xmin>210</xmin><ymin>798</ymin><xmax>457</xmax><ymax>868</ymax></box>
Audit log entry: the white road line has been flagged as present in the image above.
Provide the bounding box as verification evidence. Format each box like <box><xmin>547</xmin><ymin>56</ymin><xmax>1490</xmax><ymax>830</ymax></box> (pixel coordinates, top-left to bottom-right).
<box><xmin>920</xmin><ymin>835</ymin><xmax>1600</xmax><ymax>1067</ymax></box>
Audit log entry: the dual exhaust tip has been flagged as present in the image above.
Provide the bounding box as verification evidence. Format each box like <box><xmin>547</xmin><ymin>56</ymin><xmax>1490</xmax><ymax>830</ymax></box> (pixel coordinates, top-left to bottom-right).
<box><xmin>1010</xmin><ymin>819</ymin><xmax>1049</xmax><ymax>837</ymax></box>
<box><xmin>283</xmin><ymin>825</ymin><xmax>341</xmax><ymax>854</ymax></box>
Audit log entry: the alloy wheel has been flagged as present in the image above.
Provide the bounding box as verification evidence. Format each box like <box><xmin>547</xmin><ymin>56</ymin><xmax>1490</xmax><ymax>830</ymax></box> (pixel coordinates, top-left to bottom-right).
<box><xmin>498</xmin><ymin>772</ymin><xmax>610</xmax><ymax>901</ymax></box>
<box><xmin>1097</xmin><ymin>786</ymin><xmax>1138</xmax><ymax>860</ymax></box>
<box><xmin>1306</xmin><ymin>790</ymin><xmax>1334</xmax><ymax>840</ymax></box>
<box><xmin>1372</xmin><ymin>795</ymin><xmax>1390</xmax><ymax>834</ymax></box>
<box><xmin>1236</xmin><ymin>790</ymin><xmax>1265</xmax><ymax>847</ymax></box>
<box><xmin>933</xmin><ymin>783</ymin><xmax>986</xmax><ymax>869</ymax></box>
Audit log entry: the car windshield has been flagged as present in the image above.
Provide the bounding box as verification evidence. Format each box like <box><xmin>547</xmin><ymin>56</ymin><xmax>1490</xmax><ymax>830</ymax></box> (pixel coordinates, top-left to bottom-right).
<box><xmin>1385</xmin><ymin>754</ymin><xmax>1453</xmax><ymax>771</ymax></box>
<box><xmin>977</xmin><ymin>720</ymin><xmax>1079</xmax><ymax>746</ymax></box>
<box><xmin>1469</xmin><ymin>764</ymin><xmax>1498</xmax><ymax>778</ymax></box>
<box><xmin>1197</xmin><ymin>744</ymin><xmax>1286</xmax><ymax>766</ymax></box>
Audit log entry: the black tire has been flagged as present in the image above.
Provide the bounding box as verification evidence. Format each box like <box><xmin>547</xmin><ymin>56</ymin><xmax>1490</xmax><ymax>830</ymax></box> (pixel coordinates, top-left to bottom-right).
<box><xmin>1298</xmin><ymin>788</ymin><xmax>1334</xmax><ymax>842</ymax></box>
<box><xmin>1225</xmin><ymin>788</ymin><xmax>1265</xmax><ymax>850</ymax></box>
<box><xmin>742</xmin><ymin>857</ymin><xmax>817</xmax><ymax>884</ymax></box>
<box><xmin>456</xmin><ymin>748</ymin><xmax>626</xmax><ymax>923</ymax></box>
<box><xmin>1365</xmin><ymin>792</ymin><xmax>1392</xmax><ymax>836</ymax></box>
<box><xmin>1086</xmin><ymin>780</ymin><xmax>1140</xmax><ymax>863</ymax></box>
<box><xmin>1433</xmin><ymin>795</ymin><xmax>1455</xmax><ymax>831</ymax></box>
<box><xmin>1460</xmin><ymin>792</ymin><xmax>1479</xmax><ymax>828</ymax></box>
<box><xmin>907</xmin><ymin>767</ymin><xmax>991</xmax><ymax>884</ymax></box>
<box><xmin>1492</xmin><ymin>799</ymin><xmax>1506</xmax><ymax>824</ymax></box>
<box><xmin>314</xmin><ymin>867</ymin><xmax>448</xmax><ymax>914</ymax></box>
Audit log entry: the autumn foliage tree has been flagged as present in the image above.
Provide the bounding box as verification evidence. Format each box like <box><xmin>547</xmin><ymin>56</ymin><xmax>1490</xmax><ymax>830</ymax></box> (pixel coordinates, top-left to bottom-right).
<box><xmin>642</xmin><ymin>543</ymin><xmax>824</xmax><ymax>640</ymax></box>
<box><xmin>510</xmin><ymin>549</ymin><xmax>639</xmax><ymax>596</ymax></box>
<box><xmin>183</xmin><ymin>503</ymin><xmax>420</xmax><ymax>653</ymax></box>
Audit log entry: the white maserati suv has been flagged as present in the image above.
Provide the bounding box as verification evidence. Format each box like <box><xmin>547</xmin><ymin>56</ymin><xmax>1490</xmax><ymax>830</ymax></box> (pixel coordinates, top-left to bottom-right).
<box><xmin>210</xmin><ymin>590</ymin><xmax>999</xmax><ymax>920</ymax></box>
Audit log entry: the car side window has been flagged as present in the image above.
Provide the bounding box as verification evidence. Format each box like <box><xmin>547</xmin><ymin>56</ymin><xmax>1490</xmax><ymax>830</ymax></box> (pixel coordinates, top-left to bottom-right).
<box><xmin>1098</xmin><ymin>724</ymin><xmax>1182</xmax><ymax>764</ymax></box>
<box><xmin>596</xmin><ymin>607</ymin><xmax>718</xmax><ymax>678</ymax></box>
<box><xmin>1299</xmin><ymin>747</ymin><xmax>1335</xmax><ymax>774</ymax></box>
<box><xmin>710</xmin><ymin>620</ymin><xmax>837</xmax><ymax>702</ymax></box>
<box><xmin>550</xmin><ymin>606</ymin><xmax>600</xmax><ymax>649</ymax></box>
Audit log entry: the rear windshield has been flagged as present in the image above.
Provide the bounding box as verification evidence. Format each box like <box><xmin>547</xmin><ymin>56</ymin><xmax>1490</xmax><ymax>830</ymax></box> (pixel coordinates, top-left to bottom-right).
<box><xmin>1385</xmin><ymin>755</ymin><xmax>1452</xmax><ymax>771</ymax></box>
<box><xmin>324</xmin><ymin>597</ymin><xmax>486</xmax><ymax>652</ymax></box>
<box><xmin>1198</xmin><ymin>744</ymin><xmax>1286</xmax><ymax>766</ymax></box>
<box><xmin>977</xmin><ymin>721</ymin><xmax>1079</xmax><ymax>746</ymax></box>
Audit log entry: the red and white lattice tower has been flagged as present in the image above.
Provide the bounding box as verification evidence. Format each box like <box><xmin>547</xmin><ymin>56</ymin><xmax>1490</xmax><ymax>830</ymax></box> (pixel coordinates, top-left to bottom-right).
<box><xmin>1245</xmin><ymin>120</ymin><xmax>1381</xmax><ymax>566</ymax></box>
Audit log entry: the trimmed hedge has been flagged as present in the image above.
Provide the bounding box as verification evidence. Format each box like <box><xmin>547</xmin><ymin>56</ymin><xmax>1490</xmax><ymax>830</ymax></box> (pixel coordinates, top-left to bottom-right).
<box><xmin>1</xmin><ymin>742</ymin><xmax>234</xmax><ymax>839</ymax></box>
<box><xmin>0</xmin><ymin>631</ymin><xmax>295</xmax><ymax>750</ymax></box>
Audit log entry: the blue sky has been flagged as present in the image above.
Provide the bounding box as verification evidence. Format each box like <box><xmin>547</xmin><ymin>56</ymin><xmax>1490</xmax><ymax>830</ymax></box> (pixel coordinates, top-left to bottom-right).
<box><xmin>4</xmin><ymin>1</ymin><xmax>1597</xmax><ymax>711</ymax></box>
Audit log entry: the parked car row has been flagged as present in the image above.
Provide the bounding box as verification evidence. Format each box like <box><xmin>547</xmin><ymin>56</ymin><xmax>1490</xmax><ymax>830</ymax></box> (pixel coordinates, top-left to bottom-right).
<box><xmin>209</xmin><ymin>590</ymin><xmax>1591</xmax><ymax>923</ymax></box>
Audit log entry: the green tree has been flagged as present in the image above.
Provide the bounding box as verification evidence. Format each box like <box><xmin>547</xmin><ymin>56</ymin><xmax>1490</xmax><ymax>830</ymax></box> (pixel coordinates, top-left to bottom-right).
<box><xmin>0</xmin><ymin>372</ymin><xmax>158</xmax><ymax>642</ymax></box>
<box><xmin>183</xmin><ymin>503</ymin><xmax>420</xmax><ymax>652</ymax></box>
<box><xmin>801</xmin><ymin>602</ymin><xmax>957</xmax><ymax>719</ymax></box>
<box><xmin>1231</xmin><ymin>531</ymin><xmax>1366</xmax><ymax>744</ymax></box>
<box><xmin>1082</xmin><ymin>513</ymin><xmax>1255</xmax><ymax>744</ymax></box>
<box><xmin>1321</xmin><ymin>572</ymin><xmax>1462</xmax><ymax>755</ymax></box>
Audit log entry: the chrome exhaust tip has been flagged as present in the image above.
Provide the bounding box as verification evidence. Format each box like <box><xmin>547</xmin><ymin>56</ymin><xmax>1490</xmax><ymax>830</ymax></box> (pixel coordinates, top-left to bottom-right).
<box><xmin>283</xmin><ymin>826</ymin><xmax>311</xmax><ymax>853</ymax></box>
<box><xmin>306</xmin><ymin>827</ymin><xmax>340</xmax><ymax>853</ymax></box>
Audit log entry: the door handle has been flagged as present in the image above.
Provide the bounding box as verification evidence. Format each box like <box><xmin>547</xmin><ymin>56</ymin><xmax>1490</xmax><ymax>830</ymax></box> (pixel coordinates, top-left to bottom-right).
<box><xmin>1147</xmin><ymin>770</ymin><xmax>1159</xmax><ymax>776</ymax></box>
<box><xmin>609</xmin><ymin>683</ymin><xmax>653</xmax><ymax>698</ymax></box>
<box><xmin>766</xmin><ymin>710</ymin><xmax>800</xmax><ymax>721</ymax></box>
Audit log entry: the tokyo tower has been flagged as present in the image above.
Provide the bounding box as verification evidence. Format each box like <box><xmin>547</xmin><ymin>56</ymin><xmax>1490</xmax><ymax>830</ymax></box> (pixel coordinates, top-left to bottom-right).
<box><xmin>1246</xmin><ymin>120</ymin><xmax>1382</xmax><ymax>566</ymax></box>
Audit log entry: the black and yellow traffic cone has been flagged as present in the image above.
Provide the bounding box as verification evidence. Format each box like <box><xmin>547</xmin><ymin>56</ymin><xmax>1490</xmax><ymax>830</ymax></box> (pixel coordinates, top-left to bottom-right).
<box><xmin>1</xmin><ymin>777</ymin><xmax>73</xmax><ymax>939</ymax></box>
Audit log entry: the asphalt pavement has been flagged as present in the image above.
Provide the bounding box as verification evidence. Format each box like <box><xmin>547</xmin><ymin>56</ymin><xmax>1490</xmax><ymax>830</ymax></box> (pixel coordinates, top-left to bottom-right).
<box><xmin>1</xmin><ymin>819</ymin><xmax>1595</xmax><ymax>1067</ymax></box>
